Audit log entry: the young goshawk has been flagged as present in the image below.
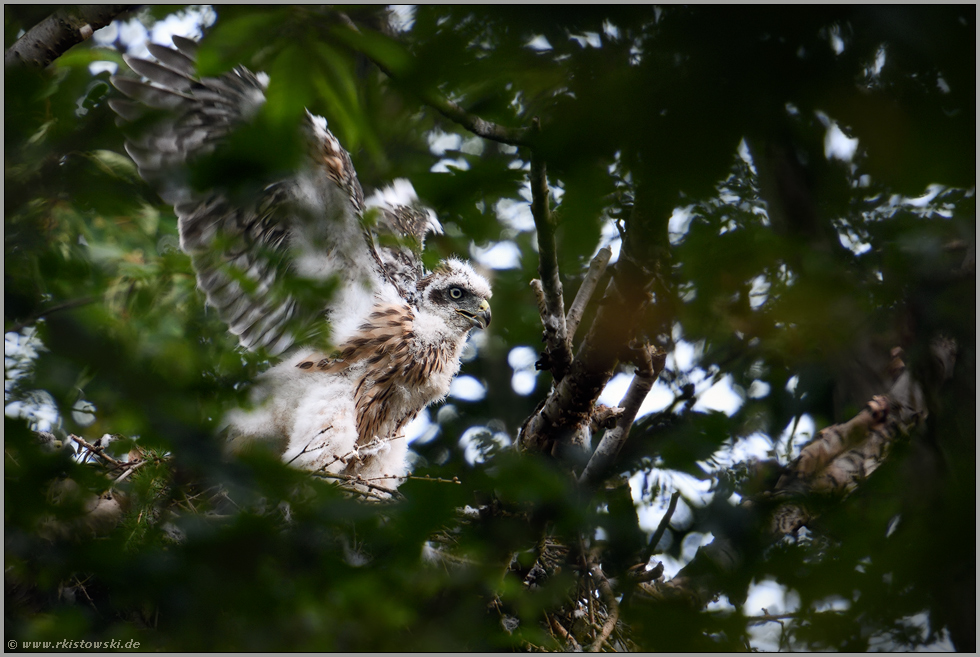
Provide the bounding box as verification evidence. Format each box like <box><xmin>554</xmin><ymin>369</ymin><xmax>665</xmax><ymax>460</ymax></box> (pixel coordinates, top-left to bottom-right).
<box><xmin>110</xmin><ymin>36</ymin><xmax>491</xmax><ymax>490</ymax></box>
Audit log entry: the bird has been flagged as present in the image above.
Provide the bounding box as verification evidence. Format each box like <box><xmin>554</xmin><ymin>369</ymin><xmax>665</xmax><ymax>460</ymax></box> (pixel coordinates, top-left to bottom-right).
<box><xmin>109</xmin><ymin>36</ymin><xmax>492</xmax><ymax>491</ymax></box>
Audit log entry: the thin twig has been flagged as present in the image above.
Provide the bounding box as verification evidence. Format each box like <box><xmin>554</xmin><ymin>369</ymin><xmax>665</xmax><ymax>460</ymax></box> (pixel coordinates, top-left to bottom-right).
<box><xmin>566</xmin><ymin>246</ymin><xmax>613</xmax><ymax>343</ymax></box>
<box><xmin>405</xmin><ymin>474</ymin><xmax>461</xmax><ymax>484</ymax></box>
<box><xmin>70</xmin><ymin>434</ymin><xmax>124</xmax><ymax>468</ymax></box>
<box><xmin>309</xmin><ymin>471</ymin><xmax>404</xmax><ymax>501</ymax></box>
<box><xmin>8</xmin><ymin>297</ymin><xmax>97</xmax><ymax>334</ymax></box>
<box><xmin>648</xmin><ymin>491</ymin><xmax>680</xmax><ymax>554</ymax></box>
<box><xmin>112</xmin><ymin>459</ymin><xmax>145</xmax><ymax>484</ymax></box>
<box><xmin>747</xmin><ymin>612</ymin><xmax>798</xmax><ymax>624</ymax></box>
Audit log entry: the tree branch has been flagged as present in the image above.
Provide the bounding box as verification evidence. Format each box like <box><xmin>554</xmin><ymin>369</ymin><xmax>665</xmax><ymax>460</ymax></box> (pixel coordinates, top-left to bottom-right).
<box><xmin>519</xmin><ymin>228</ymin><xmax>655</xmax><ymax>458</ymax></box>
<box><xmin>587</xmin><ymin>559</ymin><xmax>620</xmax><ymax>652</ymax></box>
<box><xmin>578</xmin><ymin>344</ymin><xmax>666</xmax><ymax>486</ymax></box>
<box><xmin>530</xmin><ymin>143</ymin><xmax>573</xmax><ymax>382</ymax></box>
<box><xmin>419</xmin><ymin>87</ymin><xmax>531</xmax><ymax>146</ymax></box>
<box><xmin>7</xmin><ymin>296</ymin><xmax>97</xmax><ymax>334</ymax></box>
<box><xmin>647</xmin><ymin>491</ymin><xmax>681</xmax><ymax>556</ymax></box>
<box><xmin>566</xmin><ymin>246</ymin><xmax>612</xmax><ymax>343</ymax></box>
<box><xmin>5</xmin><ymin>6</ymin><xmax>133</xmax><ymax>69</ymax></box>
<box><xmin>637</xmin><ymin>336</ymin><xmax>958</xmax><ymax>608</ymax></box>
<box><xmin>70</xmin><ymin>434</ymin><xmax>124</xmax><ymax>469</ymax></box>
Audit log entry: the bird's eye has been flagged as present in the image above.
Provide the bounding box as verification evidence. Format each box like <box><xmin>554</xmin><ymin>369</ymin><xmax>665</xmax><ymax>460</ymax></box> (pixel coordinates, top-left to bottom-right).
<box><xmin>449</xmin><ymin>287</ymin><xmax>463</xmax><ymax>300</ymax></box>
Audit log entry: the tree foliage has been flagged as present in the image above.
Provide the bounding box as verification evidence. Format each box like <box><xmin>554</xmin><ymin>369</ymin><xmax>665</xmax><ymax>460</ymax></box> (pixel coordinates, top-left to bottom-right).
<box><xmin>5</xmin><ymin>5</ymin><xmax>974</xmax><ymax>651</ymax></box>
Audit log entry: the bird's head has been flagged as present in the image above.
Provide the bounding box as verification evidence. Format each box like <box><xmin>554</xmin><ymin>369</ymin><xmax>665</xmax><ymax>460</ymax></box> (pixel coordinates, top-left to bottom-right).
<box><xmin>418</xmin><ymin>258</ymin><xmax>492</xmax><ymax>334</ymax></box>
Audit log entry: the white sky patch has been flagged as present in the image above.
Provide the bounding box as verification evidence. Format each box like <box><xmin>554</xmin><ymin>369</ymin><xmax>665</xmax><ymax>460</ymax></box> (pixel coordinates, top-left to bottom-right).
<box><xmin>838</xmin><ymin>228</ymin><xmax>872</xmax><ymax>255</ymax></box>
<box><xmin>388</xmin><ymin>5</ymin><xmax>417</xmax><ymax>32</ymax></box>
<box><xmin>569</xmin><ymin>32</ymin><xmax>602</xmax><ymax>48</ymax></box>
<box><xmin>903</xmin><ymin>183</ymin><xmax>945</xmax><ymax>208</ymax></box>
<box><xmin>670</xmin><ymin>338</ymin><xmax>699</xmax><ymax>371</ymax></box>
<box><xmin>428</xmin><ymin>129</ymin><xmax>462</xmax><ymax>156</ymax></box>
<box><xmin>828</xmin><ymin>24</ymin><xmax>845</xmax><ymax>55</ymax></box>
<box><xmin>597</xmin><ymin>373</ymin><xmax>674</xmax><ymax>419</ymax></box>
<box><xmin>508</xmin><ymin>346</ymin><xmax>537</xmax><ymax>370</ymax></box>
<box><xmin>431</xmin><ymin>157</ymin><xmax>470</xmax><ymax>173</ymax></box>
<box><xmin>870</xmin><ymin>46</ymin><xmax>887</xmax><ymax>77</ymax></box>
<box><xmin>602</xmin><ymin>20</ymin><xmax>620</xmax><ymax>40</ymax></box>
<box><xmin>681</xmin><ymin>531</ymin><xmax>715</xmax><ymax>563</ymax></box>
<box><xmin>632</xmin><ymin>474</ymin><xmax>714</xmax><ymax>527</ymax></box>
<box><xmin>692</xmin><ymin>374</ymin><xmax>743</xmax><ymax>416</ymax></box>
<box><xmin>89</xmin><ymin>61</ymin><xmax>118</xmax><ymax>75</ymax></box>
<box><xmin>150</xmin><ymin>8</ymin><xmax>214</xmax><ymax>46</ymax></box>
<box><xmin>458</xmin><ymin>426</ymin><xmax>511</xmax><ymax>465</ymax></box>
<box><xmin>5</xmin><ymin>328</ymin><xmax>44</xmax><ymax>388</ymax></box>
<box><xmin>495</xmin><ymin>196</ymin><xmax>535</xmax><ymax>232</ymax></box>
<box><xmin>449</xmin><ymin>375</ymin><xmax>486</xmax><ymax>402</ymax></box>
<box><xmin>748</xmin><ymin>274</ymin><xmax>770</xmax><ymax>309</ymax></box>
<box><xmin>5</xmin><ymin>328</ymin><xmax>69</xmax><ymax>433</ymax></box>
<box><xmin>745</xmin><ymin>579</ymin><xmax>801</xmax><ymax>651</ymax></box>
<box><xmin>364</xmin><ymin>178</ymin><xmax>420</xmax><ymax>209</ymax></box>
<box><xmin>595</xmin><ymin>220</ymin><xmax>622</xmax><ymax>262</ymax></box>
<box><xmin>737</xmin><ymin>137</ymin><xmax>758</xmax><ymax>174</ymax></box>
<box><xmin>814</xmin><ymin>595</ymin><xmax>851</xmax><ymax>613</ymax></box>
<box><xmin>747</xmin><ymin>380</ymin><xmax>770</xmax><ymax>399</ymax></box>
<box><xmin>668</xmin><ymin>205</ymin><xmax>695</xmax><ymax>245</ymax></box>
<box><xmin>471</xmin><ymin>240</ymin><xmax>521</xmax><ymax>270</ymax></box>
<box><xmin>776</xmin><ymin>414</ymin><xmax>816</xmax><ymax>463</ymax></box>
<box><xmin>526</xmin><ymin>35</ymin><xmax>553</xmax><ymax>51</ymax></box>
<box><xmin>404</xmin><ymin>408</ymin><xmax>435</xmax><ymax>444</ymax></box>
<box><xmin>5</xmin><ymin>390</ymin><xmax>60</xmax><ymax>433</ymax></box>
<box><xmin>460</xmin><ymin>135</ymin><xmax>484</xmax><ymax>156</ymax></box>
<box><xmin>825</xmin><ymin>123</ymin><xmax>859</xmax><ymax>162</ymax></box>
<box><xmin>511</xmin><ymin>371</ymin><xmax>537</xmax><ymax>396</ymax></box>
<box><xmin>95</xmin><ymin>6</ymin><xmax>214</xmax><ymax>63</ymax></box>
<box><xmin>114</xmin><ymin>19</ymin><xmax>148</xmax><ymax>56</ymax></box>
<box><xmin>815</xmin><ymin>111</ymin><xmax>859</xmax><ymax>162</ymax></box>
<box><xmin>72</xmin><ymin>399</ymin><xmax>97</xmax><ymax>427</ymax></box>
<box><xmin>726</xmin><ymin>432</ymin><xmax>775</xmax><ymax>465</ymax></box>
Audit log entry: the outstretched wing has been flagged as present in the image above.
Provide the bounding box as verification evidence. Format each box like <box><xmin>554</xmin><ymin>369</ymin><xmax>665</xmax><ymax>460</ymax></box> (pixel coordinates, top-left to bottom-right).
<box><xmin>369</xmin><ymin>198</ymin><xmax>443</xmax><ymax>305</ymax></box>
<box><xmin>110</xmin><ymin>36</ymin><xmax>381</xmax><ymax>355</ymax></box>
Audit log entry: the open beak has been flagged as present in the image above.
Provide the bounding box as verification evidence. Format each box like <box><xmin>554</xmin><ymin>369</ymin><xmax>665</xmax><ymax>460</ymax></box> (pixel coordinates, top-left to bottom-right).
<box><xmin>457</xmin><ymin>299</ymin><xmax>492</xmax><ymax>330</ymax></box>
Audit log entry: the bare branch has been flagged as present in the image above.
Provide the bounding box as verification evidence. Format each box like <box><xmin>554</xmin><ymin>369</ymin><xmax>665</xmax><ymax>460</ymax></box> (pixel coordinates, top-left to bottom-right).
<box><xmin>420</xmin><ymin>89</ymin><xmax>531</xmax><ymax>146</ymax></box>
<box><xmin>587</xmin><ymin>559</ymin><xmax>620</xmax><ymax>652</ymax></box>
<box><xmin>520</xmin><ymin>263</ymin><xmax>654</xmax><ymax>457</ymax></box>
<box><xmin>578</xmin><ymin>345</ymin><xmax>666</xmax><ymax>486</ymax></box>
<box><xmin>548</xmin><ymin>614</ymin><xmax>582</xmax><ymax>652</ymax></box>
<box><xmin>627</xmin><ymin>560</ymin><xmax>665</xmax><ymax>584</ymax></box>
<box><xmin>70</xmin><ymin>434</ymin><xmax>124</xmax><ymax>469</ymax></box>
<box><xmin>531</xmin><ymin>145</ymin><xmax>573</xmax><ymax>382</ymax></box>
<box><xmin>638</xmin><ymin>336</ymin><xmax>959</xmax><ymax>608</ymax></box>
<box><xmin>5</xmin><ymin>6</ymin><xmax>133</xmax><ymax>69</ymax></box>
<box><xmin>7</xmin><ymin>296</ymin><xmax>96</xmax><ymax>334</ymax></box>
<box><xmin>566</xmin><ymin>246</ymin><xmax>613</xmax><ymax>343</ymax></box>
<box><xmin>648</xmin><ymin>491</ymin><xmax>681</xmax><ymax>555</ymax></box>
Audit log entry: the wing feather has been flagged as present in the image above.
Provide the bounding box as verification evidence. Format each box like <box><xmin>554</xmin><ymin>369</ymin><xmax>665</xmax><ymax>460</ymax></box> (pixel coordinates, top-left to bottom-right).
<box><xmin>111</xmin><ymin>38</ymin><xmax>382</xmax><ymax>356</ymax></box>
